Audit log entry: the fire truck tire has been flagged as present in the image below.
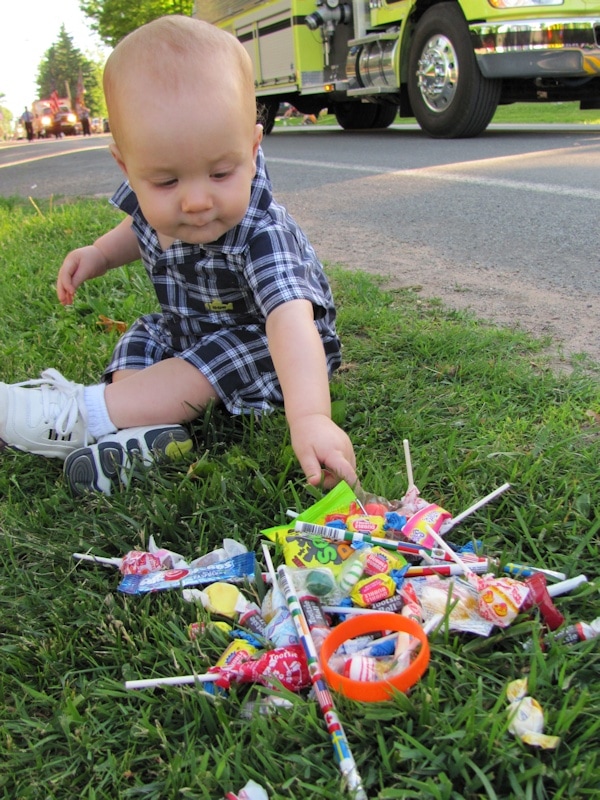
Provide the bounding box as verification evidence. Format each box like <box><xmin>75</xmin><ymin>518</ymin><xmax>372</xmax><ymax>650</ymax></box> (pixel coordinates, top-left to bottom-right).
<box><xmin>259</xmin><ymin>99</ymin><xmax>279</xmax><ymax>135</ymax></box>
<box><xmin>407</xmin><ymin>2</ymin><xmax>501</xmax><ymax>138</ymax></box>
<box><xmin>333</xmin><ymin>101</ymin><xmax>379</xmax><ymax>130</ymax></box>
<box><xmin>372</xmin><ymin>103</ymin><xmax>398</xmax><ymax>129</ymax></box>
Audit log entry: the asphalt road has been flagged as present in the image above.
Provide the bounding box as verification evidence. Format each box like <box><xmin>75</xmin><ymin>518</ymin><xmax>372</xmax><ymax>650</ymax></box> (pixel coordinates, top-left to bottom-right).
<box><xmin>1</xmin><ymin>125</ymin><xmax>599</xmax><ymax>361</ymax></box>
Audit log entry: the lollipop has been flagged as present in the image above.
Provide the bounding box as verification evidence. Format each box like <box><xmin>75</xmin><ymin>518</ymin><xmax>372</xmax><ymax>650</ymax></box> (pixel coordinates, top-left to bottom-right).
<box><xmin>125</xmin><ymin>643</ymin><xmax>310</xmax><ymax>692</ymax></box>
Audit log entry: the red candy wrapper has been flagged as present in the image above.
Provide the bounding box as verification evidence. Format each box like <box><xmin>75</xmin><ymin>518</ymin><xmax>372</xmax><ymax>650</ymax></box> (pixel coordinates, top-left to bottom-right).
<box><xmin>210</xmin><ymin>644</ymin><xmax>310</xmax><ymax>692</ymax></box>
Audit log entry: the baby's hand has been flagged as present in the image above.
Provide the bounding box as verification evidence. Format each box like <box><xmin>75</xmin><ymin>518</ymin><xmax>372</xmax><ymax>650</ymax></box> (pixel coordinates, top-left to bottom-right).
<box><xmin>57</xmin><ymin>245</ymin><xmax>109</xmax><ymax>305</ymax></box>
<box><xmin>289</xmin><ymin>413</ymin><xmax>359</xmax><ymax>490</ymax></box>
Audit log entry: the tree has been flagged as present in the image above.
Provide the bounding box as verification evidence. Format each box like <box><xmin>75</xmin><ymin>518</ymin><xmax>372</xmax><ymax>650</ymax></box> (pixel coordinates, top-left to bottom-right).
<box><xmin>36</xmin><ymin>26</ymin><xmax>104</xmax><ymax>116</ymax></box>
<box><xmin>0</xmin><ymin>93</ymin><xmax>14</xmax><ymax>141</ymax></box>
<box><xmin>80</xmin><ymin>0</ymin><xmax>193</xmax><ymax>48</ymax></box>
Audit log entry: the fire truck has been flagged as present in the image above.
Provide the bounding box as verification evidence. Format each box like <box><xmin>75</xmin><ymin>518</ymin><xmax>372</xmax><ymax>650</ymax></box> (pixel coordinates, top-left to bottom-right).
<box><xmin>193</xmin><ymin>0</ymin><xmax>600</xmax><ymax>138</ymax></box>
<box><xmin>32</xmin><ymin>98</ymin><xmax>80</xmax><ymax>138</ymax></box>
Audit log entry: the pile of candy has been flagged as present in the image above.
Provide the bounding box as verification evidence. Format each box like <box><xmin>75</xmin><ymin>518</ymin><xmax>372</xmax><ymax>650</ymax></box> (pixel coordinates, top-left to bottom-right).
<box><xmin>73</xmin><ymin>477</ymin><xmax>595</xmax><ymax>694</ymax></box>
<box><xmin>73</xmin><ymin>449</ymin><xmax>597</xmax><ymax>799</ymax></box>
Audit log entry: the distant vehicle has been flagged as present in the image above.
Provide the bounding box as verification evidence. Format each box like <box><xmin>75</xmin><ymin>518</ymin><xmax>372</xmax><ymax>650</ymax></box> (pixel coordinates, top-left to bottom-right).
<box><xmin>32</xmin><ymin>100</ymin><xmax>55</xmax><ymax>138</ymax></box>
<box><xmin>91</xmin><ymin>117</ymin><xmax>104</xmax><ymax>134</ymax></box>
<box><xmin>52</xmin><ymin>105</ymin><xmax>81</xmax><ymax>136</ymax></box>
<box><xmin>32</xmin><ymin>97</ymin><xmax>81</xmax><ymax>137</ymax></box>
<box><xmin>14</xmin><ymin>121</ymin><xmax>26</xmax><ymax>140</ymax></box>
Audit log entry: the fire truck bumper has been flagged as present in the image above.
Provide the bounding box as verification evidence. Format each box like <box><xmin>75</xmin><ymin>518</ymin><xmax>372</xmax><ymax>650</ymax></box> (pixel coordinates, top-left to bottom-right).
<box><xmin>470</xmin><ymin>18</ymin><xmax>600</xmax><ymax>78</ymax></box>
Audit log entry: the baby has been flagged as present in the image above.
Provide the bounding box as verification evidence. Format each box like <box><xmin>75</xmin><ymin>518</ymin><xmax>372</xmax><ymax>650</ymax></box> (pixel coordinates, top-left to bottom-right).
<box><xmin>0</xmin><ymin>15</ymin><xmax>357</xmax><ymax>495</ymax></box>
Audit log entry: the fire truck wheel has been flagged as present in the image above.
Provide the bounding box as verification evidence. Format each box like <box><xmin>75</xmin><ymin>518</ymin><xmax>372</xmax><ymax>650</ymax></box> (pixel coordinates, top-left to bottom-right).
<box><xmin>333</xmin><ymin>101</ymin><xmax>379</xmax><ymax>130</ymax></box>
<box><xmin>407</xmin><ymin>2</ymin><xmax>501</xmax><ymax>138</ymax></box>
<box><xmin>371</xmin><ymin>103</ymin><xmax>398</xmax><ymax>129</ymax></box>
<box><xmin>259</xmin><ymin>99</ymin><xmax>279</xmax><ymax>135</ymax></box>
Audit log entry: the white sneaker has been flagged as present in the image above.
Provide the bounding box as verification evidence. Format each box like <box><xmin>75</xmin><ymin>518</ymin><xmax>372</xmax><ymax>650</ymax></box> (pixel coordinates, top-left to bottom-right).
<box><xmin>63</xmin><ymin>425</ymin><xmax>193</xmax><ymax>496</ymax></box>
<box><xmin>0</xmin><ymin>369</ymin><xmax>91</xmax><ymax>460</ymax></box>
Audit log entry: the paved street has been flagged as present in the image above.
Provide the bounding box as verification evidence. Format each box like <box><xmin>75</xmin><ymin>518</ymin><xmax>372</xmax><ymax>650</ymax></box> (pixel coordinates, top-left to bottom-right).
<box><xmin>2</xmin><ymin>124</ymin><xmax>599</xmax><ymax>360</ymax></box>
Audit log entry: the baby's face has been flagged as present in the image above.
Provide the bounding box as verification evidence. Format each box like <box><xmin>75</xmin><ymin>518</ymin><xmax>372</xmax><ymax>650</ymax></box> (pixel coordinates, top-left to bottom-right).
<box><xmin>113</xmin><ymin>89</ymin><xmax>262</xmax><ymax>247</ymax></box>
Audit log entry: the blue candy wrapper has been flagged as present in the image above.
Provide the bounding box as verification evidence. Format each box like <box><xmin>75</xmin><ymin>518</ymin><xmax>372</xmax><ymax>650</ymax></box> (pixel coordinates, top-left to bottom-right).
<box><xmin>118</xmin><ymin>552</ymin><xmax>256</xmax><ymax>594</ymax></box>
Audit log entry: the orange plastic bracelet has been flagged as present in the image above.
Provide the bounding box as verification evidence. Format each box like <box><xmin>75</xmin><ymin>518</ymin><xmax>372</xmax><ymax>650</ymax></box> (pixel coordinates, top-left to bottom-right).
<box><xmin>320</xmin><ymin>612</ymin><xmax>430</xmax><ymax>702</ymax></box>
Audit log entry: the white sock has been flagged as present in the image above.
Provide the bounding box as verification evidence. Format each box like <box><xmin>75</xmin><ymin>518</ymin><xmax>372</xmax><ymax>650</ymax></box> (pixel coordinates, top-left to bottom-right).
<box><xmin>84</xmin><ymin>383</ymin><xmax>118</xmax><ymax>439</ymax></box>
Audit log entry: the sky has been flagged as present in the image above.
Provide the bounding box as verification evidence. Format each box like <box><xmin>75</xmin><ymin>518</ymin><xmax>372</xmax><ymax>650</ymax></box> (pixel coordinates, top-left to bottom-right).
<box><xmin>0</xmin><ymin>0</ymin><xmax>110</xmax><ymax>118</ymax></box>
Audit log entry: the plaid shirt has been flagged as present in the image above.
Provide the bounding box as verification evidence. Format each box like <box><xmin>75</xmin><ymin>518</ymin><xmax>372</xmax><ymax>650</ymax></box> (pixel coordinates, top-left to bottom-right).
<box><xmin>106</xmin><ymin>147</ymin><xmax>341</xmax><ymax>415</ymax></box>
<box><xmin>110</xmin><ymin>147</ymin><xmax>338</xmax><ymax>350</ymax></box>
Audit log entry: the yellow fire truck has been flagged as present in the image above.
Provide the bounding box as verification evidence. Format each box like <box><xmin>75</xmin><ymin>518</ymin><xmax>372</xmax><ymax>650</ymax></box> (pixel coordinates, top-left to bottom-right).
<box><xmin>193</xmin><ymin>0</ymin><xmax>600</xmax><ymax>138</ymax></box>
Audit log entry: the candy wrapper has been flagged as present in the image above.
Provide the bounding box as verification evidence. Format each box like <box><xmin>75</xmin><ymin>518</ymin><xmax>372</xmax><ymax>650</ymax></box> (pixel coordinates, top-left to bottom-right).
<box><xmin>412</xmin><ymin>576</ymin><xmax>495</xmax><ymax>636</ymax></box>
<box><xmin>279</xmin><ymin>533</ymin><xmax>357</xmax><ymax>576</ymax></box>
<box><xmin>399</xmin><ymin>503</ymin><xmax>452</xmax><ymax>549</ymax></box>
<box><xmin>211</xmin><ymin>644</ymin><xmax>310</xmax><ymax>692</ymax></box>
<box><xmin>350</xmin><ymin>573</ymin><xmax>397</xmax><ymax>608</ymax></box>
<box><xmin>506</xmin><ymin>678</ymin><xmax>560</xmax><ymax>749</ymax></box>
<box><xmin>472</xmin><ymin>574</ymin><xmax>531</xmax><ymax>628</ymax></box>
<box><xmin>261</xmin><ymin>585</ymin><xmax>299</xmax><ymax>648</ymax></box>
<box><xmin>261</xmin><ymin>481</ymin><xmax>357</xmax><ymax>543</ymax></box>
<box><xmin>225</xmin><ymin>779</ymin><xmax>269</xmax><ymax>800</ymax></box>
<box><xmin>118</xmin><ymin>552</ymin><xmax>256</xmax><ymax>594</ymax></box>
<box><xmin>120</xmin><ymin>550</ymin><xmax>163</xmax><ymax>575</ymax></box>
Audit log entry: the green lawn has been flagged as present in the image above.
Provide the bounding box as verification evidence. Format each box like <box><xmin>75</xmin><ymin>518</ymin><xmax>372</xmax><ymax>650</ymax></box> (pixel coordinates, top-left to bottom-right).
<box><xmin>0</xmin><ymin>197</ymin><xmax>599</xmax><ymax>799</ymax></box>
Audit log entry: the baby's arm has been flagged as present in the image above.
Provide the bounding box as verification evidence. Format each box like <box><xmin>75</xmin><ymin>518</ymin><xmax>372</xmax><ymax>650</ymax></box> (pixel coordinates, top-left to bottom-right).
<box><xmin>57</xmin><ymin>217</ymin><xmax>141</xmax><ymax>305</ymax></box>
<box><xmin>266</xmin><ymin>299</ymin><xmax>358</xmax><ymax>489</ymax></box>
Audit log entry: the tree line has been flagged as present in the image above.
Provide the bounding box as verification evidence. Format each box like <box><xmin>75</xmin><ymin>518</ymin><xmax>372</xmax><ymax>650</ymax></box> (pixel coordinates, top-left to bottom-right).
<box><xmin>1</xmin><ymin>0</ymin><xmax>192</xmax><ymax>136</ymax></box>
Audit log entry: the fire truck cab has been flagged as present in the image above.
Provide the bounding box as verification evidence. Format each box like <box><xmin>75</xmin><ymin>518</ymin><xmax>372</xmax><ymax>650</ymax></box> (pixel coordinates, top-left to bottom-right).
<box><xmin>32</xmin><ymin>98</ymin><xmax>79</xmax><ymax>138</ymax></box>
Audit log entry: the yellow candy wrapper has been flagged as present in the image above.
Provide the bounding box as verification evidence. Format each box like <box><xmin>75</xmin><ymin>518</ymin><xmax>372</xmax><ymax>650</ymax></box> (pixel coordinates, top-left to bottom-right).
<box><xmin>506</xmin><ymin>678</ymin><xmax>560</xmax><ymax>750</ymax></box>
<box><xmin>350</xmin><ymin>573</ymin><xmax>397</xmax><ymax>607</ymax></box>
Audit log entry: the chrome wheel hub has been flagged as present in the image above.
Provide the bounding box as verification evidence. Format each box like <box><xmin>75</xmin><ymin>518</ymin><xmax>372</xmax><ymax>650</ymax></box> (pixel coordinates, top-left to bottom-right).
<box><xmin>416</xmin><ymin>34</ymin><xmax>458</xmax><ymax>112</ymax></box>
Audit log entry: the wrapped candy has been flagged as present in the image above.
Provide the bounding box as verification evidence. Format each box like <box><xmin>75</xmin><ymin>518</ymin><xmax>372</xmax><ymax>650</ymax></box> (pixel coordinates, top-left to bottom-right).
<box><xmin>125</xmin><ymin>643</ymin><xmax>310</xmax><ymax>693</ymax></box>
<box><xmin>211</xmin><ymin>644</ymin><xmax>310</xmax><ymax>691</ymax></box>
<box><xmin>473</xmin><ymin>574</ymin><xmax>530</xmax><ymax>628</ymax></box>
<box><xmin>119</xmin><ymin>550</ymin><xmax>162</xmax><ymax>575</ymax></box>
<box><xmin>225</xmin><ymin>779</ymin><xmax>269</xmax><ymax>800</ymax></box>
<box><xmin>506</xmin><ymin>678</ymin><xmax>560</xmax><ymax>749</ymax></box>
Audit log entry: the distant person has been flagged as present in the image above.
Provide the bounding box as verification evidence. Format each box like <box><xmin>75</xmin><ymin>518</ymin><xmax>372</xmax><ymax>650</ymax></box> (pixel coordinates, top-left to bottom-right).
<box><xmin>22</xmin><ymin>107</ymin><xmax>34</xmax><ymax>141</ymax></box>
<box><xmin>79</xmin><ymin>105</ymin><xmax>91</xmax><ymax>136</ymax></box>
<box><xmin>282</xmin><ymin>105</ymin><xmax>318</xmax><ymax>125</ymax></box>
<box><xmin>0</xmin><ymin>16</ymin><xmax>357</xmax><ymax>497</ymax></box>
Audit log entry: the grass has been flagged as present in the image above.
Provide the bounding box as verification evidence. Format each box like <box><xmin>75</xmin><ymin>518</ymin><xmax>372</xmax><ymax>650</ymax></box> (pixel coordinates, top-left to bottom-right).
<box><xmin>275</xmin><ymin>102</ymin><xmax>600</xmax><ymax>129</ymax></box>
<box><xmin>0</xmin><ymin>196</ymin><xmax>599</xmax><ymax>799</ymax></box>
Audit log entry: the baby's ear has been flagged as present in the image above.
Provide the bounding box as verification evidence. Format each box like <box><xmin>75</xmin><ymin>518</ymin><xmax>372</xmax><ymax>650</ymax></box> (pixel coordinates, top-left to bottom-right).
<box><xmin>252</xmin><ymin>123</ymin><xmax>263</xmax><ymax>166</ymax></box>
<box><xmin>109</xmin><ymin>142</ymin><xmax>129</xmax><ymax>178</ymax></box>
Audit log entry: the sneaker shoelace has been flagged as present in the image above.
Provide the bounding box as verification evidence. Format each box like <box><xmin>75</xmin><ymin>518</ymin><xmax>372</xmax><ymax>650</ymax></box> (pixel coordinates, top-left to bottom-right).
<box><xmin>16</xmin><ymin>368</ymin><xmax>89</xmax><ymax>441</ymax></box>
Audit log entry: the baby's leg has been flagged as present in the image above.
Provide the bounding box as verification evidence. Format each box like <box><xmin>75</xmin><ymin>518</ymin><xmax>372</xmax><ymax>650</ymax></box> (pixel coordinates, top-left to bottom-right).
<box><xmin>105</xmin><ymin>358</ymin><xmax>220</xmax><ymax>428</ymax></box>
<box><xmin>63</xmin><ymin>359</ymin><xmax>216</xmax><ymax>495</ymax></box>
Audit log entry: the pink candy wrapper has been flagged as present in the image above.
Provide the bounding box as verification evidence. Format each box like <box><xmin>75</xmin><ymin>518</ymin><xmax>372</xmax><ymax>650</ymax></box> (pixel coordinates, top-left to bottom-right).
<box><xmin>400</xmin><ymin>504</ymin><xmax>452</xmax><ymax>549</ymax></box>
<box><xmin>120</xmin><ymin>551</ymin><xmax>162</xmax><ymax>575</ymax></box>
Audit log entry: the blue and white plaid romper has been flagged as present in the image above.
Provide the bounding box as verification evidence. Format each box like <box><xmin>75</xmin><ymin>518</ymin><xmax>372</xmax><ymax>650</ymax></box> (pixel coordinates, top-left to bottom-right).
<box><xmin>103</xmin><ymin>147</ymin><xmax>341</xmax><ymax>415</ymax></box>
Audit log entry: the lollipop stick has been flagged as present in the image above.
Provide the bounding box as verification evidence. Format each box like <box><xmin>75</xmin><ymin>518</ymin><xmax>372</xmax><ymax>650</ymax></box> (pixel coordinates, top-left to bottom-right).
<box><xmin>424</xmin><ymin>525</ymin><xmax>475</xmax><ymax>576</ymax></box>
<box><xmin>277</xmin><ymin>564</ymin><xmax>368</xmax><ymax>800</ymax></box>
<box><xmin>73</xmin><ymin>552</ymin><xmax>122</xmax><ymax>568</ymax></box>
<box><xmin>126</xmin><ymin>673</ymin><xmax>217</xmax><ymax>690</ymax></box>
<box><xmin>403</xmin><ymin>439</ymin><xmax>415</xmax><ymax>489</ymax></box>
<box><xmin>444</xmin><ymin>483</ymin><xmax>511</xmax><ymax>532</ymax></box>
<box><xmin>261</xmin><ymin>542</ymin><xmax>278</xmax><ymax>586</ymax></box>
<box><xmin>322</xmin><ymin>605</ymin><xmax>389</xmax><ymax>616</ymax></box>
